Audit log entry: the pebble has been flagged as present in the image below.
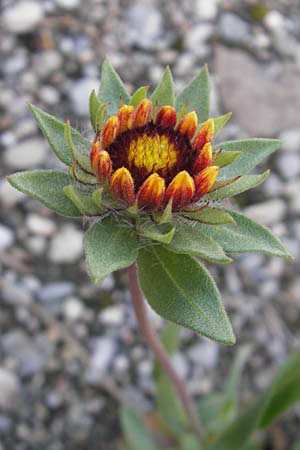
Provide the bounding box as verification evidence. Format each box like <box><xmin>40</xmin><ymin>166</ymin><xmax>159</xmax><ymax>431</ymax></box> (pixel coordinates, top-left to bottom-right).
<box><xmin>126</xmin><ymin>3</ymin><xmax>164</xmax><ymax>50</ymax></box>
<box><xmin>4</xmin><ymin>138</ymin><xmax>47</xmax><ymax>169</ymax></box>
<box><xmin>276</xmin><ymin>152</ymin><xmax>300</xmax><ymax>179</ymax></box>
<box><xmin>172</xmin><ymin>352</ymin><xmax>189</xmax><ymax>380</ymax></box>
<box><xmin>244</xmin><ymin>199</ymin><xmax>287</xmax><ymax>226</ymax></box>
<box><xmin>26</xmin><ymin>214</ymin><xmax>56</xmax><ymax>236</ymax></box>
<box><xmin>63</xmin><ymin>297</ymin><xmax>84</xmax><ymax>321</ymax></box>
<box><xmin>218</xmin><ymin>13</ymin><xmax>251</xmax><ymax>44</ymax></box>
<box><xmin>55</xmin><ymin>0</ymin><xmax>80</xmax><ymax>9</ymax></box>
<box><xmin>85</xmin><ymin>337</ymin><xmax>117</xmax><ymax>384</ymax></box>
<box><xmin>69</xmin><ymin>78</ymin><xmax>100</xmax><ymax>116</ymax></box>
<box><xmin>2</xmin><ymin>1</ymin><xmax>44</xmax><ymax>34</ymax></box>
<box><xmin>279</xmin><ymin>128</ymin><xmax>300</xmax><ymax>152</ymax></box>
<box><xmin>37</xmin><ymin>282</ymin><xmax>75</xmax><ymax>303</ymax></box>
<box><xmin>195</xmin><ymin>0</ymin><xmax>218</xmax><ymax>20</ymax></box>
<box><xmin>188</xmin><ymin>340</ymin><xmax>219</xmax><ymax>369</ymax></box>
<box><xmin>0</xmin><ymin>224</ymin><xmax>15</xmax><ymax>250</ymax></box>
<box><xmin>48</xmin><ymin>224</ymin><xmax>83</xmax><ymax>263</ymax></box>
<box><xmin>100</xmin><ymin>305</ymin><xmax>124</xmax><ymax>326</ymax></box>
<box><xmin>0</xmin><ymin>368</ymin><xmax>21</xmax><ymax>411</ymax></box>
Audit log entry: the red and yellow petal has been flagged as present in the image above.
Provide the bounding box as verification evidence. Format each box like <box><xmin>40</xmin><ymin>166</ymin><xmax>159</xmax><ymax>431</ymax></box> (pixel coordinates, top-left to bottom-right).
<box><xmin>117</xmin><ymin>105</ymin><xmax>134</xmax><ymax>134</ymax></box>
<box><xmin>193</xmin><ymin>166</ymin><xmax>219</xmax><ymax>202</ymax></box>
<box><xmin>193</xmin><ymin>142</ymin><xmax>213</xmax><ymax>173</ymax></box>
<box><xmin>193</xmin><ymin>118</ymin><xmax>214</xmax><ymax>151</ymax></box>
<box><xmin>100</xmin><ymin>115</ymin><xmax>119</xmax><ymax>148</ymax></box>
<box><xmin>165</xmin><ymin>170</ymin><xmax>195</xmax><ymax>210</ymax></box>
<box><xmin>92</xmin><ymin>149</ymin><xmax>112</xmax><ymax>181</ymax></box>
<box><xmin>155</xmin><ymin>106</ymin><xmax>177</xmax><ymax>129</ymax></box>
<box><xmin>176</xmin><ymin>111</ymin><xmax>198</xmax><ymax>140</ymax></box>
<box><xmin>137</xmin><ymin>173</ymin><xmax>165</xmax><ymax>210</ymax></box>
<box><xmin>110</xmin><ymin>167</ymin><xmax>135</xmax><ymax>206</ymax></box>
<box><xmin>128</xmin><ymin>98</ymin><xmax>152</xmax><ymax>129</ymax></box>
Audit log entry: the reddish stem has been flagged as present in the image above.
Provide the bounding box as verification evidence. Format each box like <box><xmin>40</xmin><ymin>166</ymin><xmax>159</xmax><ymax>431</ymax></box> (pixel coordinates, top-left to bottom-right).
<box><xmin>127</xmin><ymin>263</ymin><xmax>204</xmax><ymax>443</ymax></box>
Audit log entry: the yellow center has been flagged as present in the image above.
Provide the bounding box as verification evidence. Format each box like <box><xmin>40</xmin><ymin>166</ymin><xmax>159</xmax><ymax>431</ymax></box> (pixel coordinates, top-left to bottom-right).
<box><xmin>127</xmin><ymin>133</ymin><xmax>178</xmax><ymax>176</ymax></box>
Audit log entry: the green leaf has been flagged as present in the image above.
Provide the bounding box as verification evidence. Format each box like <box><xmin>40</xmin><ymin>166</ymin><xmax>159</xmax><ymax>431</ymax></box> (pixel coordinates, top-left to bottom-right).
<box><xmin>175</xmin><ymin>66</ymin><xmax>210</xmax><ymax>123</ymax></box>
<box><xmin>208</xmin><ymin>171</ymin><xmax>269</xmax><ymax>200</ymax></box>
<box><xmin>167</xmin><ymin>221</ymin><xmax>232</xmax><ymax>264</ymax></box>
<box><xmin>208</xmin><ymin>354</ymin><xmax>300</xmax><ymax>450</ymax></box>
<box><xmin>27</xmin><ymin>103</ymin><xmax>75</xmax><ymax>166</ymax></box>
<box><xmin>95</xmin><ymin>102</ymin><xmax>109</xmax><ymax>131</ymax></box>
<box><xmin>140</xmin><ymin>222</ymin><xmax>175</xmax><ymax>244</ymax></box>
<box><xmin>214</xmin><ymin>112</ymin><xmax>232</xmax><ymax>136</ymax></box>
<box><xmin>63</xmin><ymin>184</ymin><xmax>103</xmax><ymax>215</ymax></box>
<box><xmin>213</xmin><ymin>150</ymin><xmax>242</xmax><ymax>168</ymax></box>
<box><xmin>215</xmin><ymin>139</ymin><xmax>281</xmax><ymax>180</ymax></box>
<box><xmin>198</xmin><ymin>209</ymin><xmax>292</xmax><ymax>258</ymax></box>
<box><xmin>64</xmin><ymin>121</ymin><xmax>92</xmax><ymax>173</ymax></box>
<box><xmin>157</xmin><ymin>373</ymin><xmax>188</xmax><ymax>433</ymax></box>
<box><xmin>259</xmin><ymin>353</ymin><xmax>300</xmax><ymax>428</ymax></box>
<box><xmin>160</xmin><ymin>322</ymin><xmax>181</xmax><ymax>356</ymax></box>
<box><xmin>120</xmin><ymin>406</ymin><xmax>156</xmax><ymax>450</ymax></box>
<box><xmin>83</xmin><ymin>216</ymin><xmax>138</xmax><ymax>282</ymax></box>
<box><xmin>137</xmin><ymin>245</ymin><xmax>235</xmax><ymax>344</ymax></box>
<box><xmin>98</xmin><ymin>58</ymin><xmax>131</xmax><ymax>115</ymax></box>
<box><xmin>71</xmin><ymin>164</ymin><xmax>98</xmax><ymax>185</ymax></box>
<box><xmin>7</xmin><ymin>170</ymin><xmax>81</xmax><ymax>217</ymax></box>
<box><xmin>183</xmin><ymin>207</ymin><xmax>236</xmax><ymax>225</ymax></box>
<box><xmin>151</xmin><ymin>66</ymin><xmax>174</xmax><ymax>110</ymax></box>
<box><xmin>89</xmin><ymin>89</ymin><xmax>101</xmax><ymax>130</ymax></box>
<box><xmin>130</xmin><ymin>86</ymin><xmax>149</xmax><ymax>107</ymax></box>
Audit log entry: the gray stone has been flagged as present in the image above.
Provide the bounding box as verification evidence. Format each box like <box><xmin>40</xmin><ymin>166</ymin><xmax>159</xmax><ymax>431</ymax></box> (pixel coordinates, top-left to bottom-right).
<box><xmin>2</xmin><ymin>1</ymin><xmax>44</xmax><ymax>34</ymax></box>
<box><xmin>172</xmin><ymin>352</ymin><xmax>189</xmax><ymax>380</ymax></box>
<box><xmin>218</xmin><ymin>13</ymin><xmax>251</xmax><ymax>44</ymax></box>
<box><xmin>69</xmin><ymin>78</ymin><xmax>100</xmax><ymax>116</ymax></box>
<box><xmin>262</xmin><ymin>173</ymin><xmax>283</xmax><ymax>197</ymax></box>
<box><xmin>0</xmin><ymin>368</ymin><xmax>21</xmax><ymax>411</ymax></box>
<box><xmin>0</xmin><ymin>224</ymin><xmax>14</xmax><ymax>250</ymax></box>
<box><xmin>26</xmin><ymin>214</ymin><xmax>56</xmax><ymax>236</ymax></box>
<box><xmin>126</xmin><ymin>3</ymin><xmax>164</xmax><ymax>50</ymax></box>
<box><xmin>215</xmin><ymin>47</ymin><xmax>300</xmax><ymax>136</ymax></box>
<box><xmin>38</xmin><ymin>282</ymin><xmax>75</xmax><ymax>303</ymax></box>
<box><xmin>100</xmin><ymin>305</ymin><xmax>124</xmax><ymax>326</ymax></box>
<box><xmin>276</xmin><ymin>152</ymin><xmax>300</xmax><ymax>179</ymax></box>
<box><xmin>4</xmin><ymin>138</ymin><xmax>47</xmax><ymax>169</ymax></box>
<box><xmin>0</xmin><ymin>178</ymin><xmax>25</xmax><ymax>206</ymax></box>
<box><xmin>55</xmin><ymin>0</ymin><xmax>80</xmax><ymax>9</ymax></box>
<box><xmin>63</xmin><ymin>297</ymin><xmax>84</xmax><ymax>321</ymax></box>
<box><xmin>188</xmin><ymin>341</ymin><xmax>219</xmax><ymax>369</ymax></box>
<box><xmin>48</xmin><ymin>224</ymin><xmax>83</xmax><ymax>263</ymax></box>
<box><xmin>85</xmin><ymin>337</ymin><xmax>117</xmax><ymax>384</ymax></box>
<box><xmin>279</xmin><ymin>128</ymin><xmax>300</xmax><ymax>152</ymax></box>
<box><xmin>244</xmin><ymin>199</ymin><xmax>287</xmax><ymax>226</ymax></box>
<box><xmin>184</xmin><ymin>25</ymin><xmax>213</xmax><ymax>56</ymax></box>
<box><xmin>33</xmin><ymin>50</ymin><xmax>63</xmax><ymax>78</ymax></box>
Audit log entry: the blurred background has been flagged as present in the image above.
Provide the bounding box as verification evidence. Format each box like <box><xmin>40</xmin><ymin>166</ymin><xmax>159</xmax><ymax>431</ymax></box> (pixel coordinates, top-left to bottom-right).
<box><xmin>0</xmin><ymin>0</ymin><xmax>300</xmax><ymax>449</ymax></box>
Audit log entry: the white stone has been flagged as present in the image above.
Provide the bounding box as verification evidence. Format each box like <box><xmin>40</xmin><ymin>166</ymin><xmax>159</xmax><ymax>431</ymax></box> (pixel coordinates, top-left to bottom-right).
<box><xmin>279</xmin><ymin>128</ymin><xmax>300</xmax><ymax>152</ymax></box>
<box><xmin>4</xmin><ymin>138</ymin><xmax>47</xmax><ymax>169</ymax></box>
<box><xmin>100</xmin><ymin>305</ymin><xmax>124</xmax><ymax>326</ymax></box>
<box><xmin>0</xmin><ymin>368</ymin><xmax>21</xmax><ymax>411</ymax></box>
<box><xmin>195</xmin><ymin>0</ymin><xmax>218</xmax><ymax>20</ymax></box>
<box><xmin>264</xmin><ymin>11</ymin><xmax>285</xmax><ymax>30</ymax></box>
<box><xmin>0</xmin><ymin>224</ymin><xmax>14</xmax><ymax>250</ymax></box>
<box><xmin>26</xmin><ymin>214</ymin><xmax>56</xmax><ymax>236</ymax></box>
<box><xmin>85</xmin><ymin>337</ymin><xmax>117</xmax><ymax>384</ymax></box>
<box><xmin>49</xmin><ymin>224</ymin><xmax>83</xmax><ymax>263</ymax></box>
<box><xmin>69</xmin><ymin>78</ymin><xmax>99</xmax><ymax>116</ymax></box>
<box><xmin>2</xmin><ymin>1</ymin><xmax>44</xmax><ymax>34</ymax></box>
<box><xmin>64</xmin><ymin>297</ymin><xmax>84</xmax><ymax>321</ymax></box>
<box><xmin>100</xmin><ymin>275</ymin><xmax>115</xmax><ymax>291</ymax></box>
<box><xmin>277</xmin><ymin>152</ymin><xmax>300</xmax><ymax>179</ymax></box>
<box><xmin>244</xmin><ymin>199</ymin><xmax>287</xmax><ymax>226</ymax></box>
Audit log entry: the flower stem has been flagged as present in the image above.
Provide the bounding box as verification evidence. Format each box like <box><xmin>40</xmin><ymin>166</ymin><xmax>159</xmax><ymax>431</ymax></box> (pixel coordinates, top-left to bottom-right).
<box><xmin>127</xmin><ymin>263</ymin><xmax>205</xmax><ymax>444</ymax></box>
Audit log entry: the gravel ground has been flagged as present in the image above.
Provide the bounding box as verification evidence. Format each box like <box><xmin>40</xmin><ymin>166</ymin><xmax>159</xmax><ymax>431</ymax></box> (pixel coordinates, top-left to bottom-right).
<box><xmin>0</xmin><ymin>0</ymin><xmax>300</xmax><ymax>449</ymax></box>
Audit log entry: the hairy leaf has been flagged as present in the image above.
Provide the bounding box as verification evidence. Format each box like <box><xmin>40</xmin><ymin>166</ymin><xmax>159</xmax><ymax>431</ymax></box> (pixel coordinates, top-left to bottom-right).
<box><xmin>151</xmin><ymin>66</ymin><xmax>174</xmax><ymax>110</ymax></box>
<box><xmin>208</xmin><ymin>171</ymin><xmax>269</xmax><ymax>200</ymax></box>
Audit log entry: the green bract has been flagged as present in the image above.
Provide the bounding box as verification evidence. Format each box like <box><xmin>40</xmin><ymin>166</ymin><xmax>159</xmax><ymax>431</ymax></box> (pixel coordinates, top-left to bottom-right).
<box><xmin>7</xmin><ymin>58</ymin><xmax>291</xmax><ymax>345</ymax></box>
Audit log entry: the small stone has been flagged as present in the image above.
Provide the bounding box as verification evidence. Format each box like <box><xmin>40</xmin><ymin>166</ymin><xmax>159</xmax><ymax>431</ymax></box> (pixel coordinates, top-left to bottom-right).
<box><xmin>188</xmin><ymin>340</ymin><xmax>219</xmax><ymax>369</ymax></box>
<box><xmin>185</xmin><ymin>25</ymin><xmax>213</xmax><ymax>55</ymax></box>
<box><xmin>279</xmin><ymin>128</ymin><xmax>300</xmax><ymax>152</ymax></box>
<box><xmin>276</xmin><ymin>152</ymin><xmax>300</xmax><ymax>179</ymax></box>
<box><xmin>0</xmin><ymin>178</ymin><xmax>25</xmax><ymax>206</ymax></box>
<box><xmin>172</xmin><ymin>352</ymin><xmax>189</xmax><ymax>380</ymax></box>
<box><xmin>264</xmin><ymin>11</ymin><xmax>285</xmax><ymax>30</ymax></box>
<box><xmin>26</xmin><ymin>214</ymin><xmax>56</xmax><ymax>236</ymax></box>
<box><xmin>126</xmin><ymin>3</ymin><xmax>164</xmax><ymax>50</ymax></box>
<box><xmin>69</xmin><ymin>78</ymin><xmax>99</xmax><ymax>116</ymax></box>
<box><xmin>194</xmin><ymin>0</ymin><xmax>218</xmax><ymax>20</ymax></box>
<box><xmin>85</xmin><ymin>337</ymin><xmax>117</xmax><ymax>384</ymax></box>
<box><xmin>244</xmin><ymin>199</ymin><xmax>287</xmax><ymax>226</ymax></box>
<box><xmin>262</xmin><ymin>173</ymin><xmax>282</xmax><ymax>197</ymax></box>
<box><xmin>49</xmin><ymin>224</ymin><xmax>83</xmax><ymax>263</ymax></box>
<box><xmin>100</xmin><ymin>275</ymin><xmax>115</xmax><ymax>291</ymax></box>
<box><xmin>26</xmin><ymin>236</ymin><xmax>46</xmax><ymax>255</ymax></box>
<box><xmin>218</xmin><ymin>13</ymin><xmax>251</xmax><ymax>44</ymax></box>
<box><xmin>0</xmin><ymin>224</ymin><xmax>14</xmax><ymax>250</ymax></box>
<box><xmin>0</xmin><ymin>368</ymin><xmax>21</xmax><ymax>411</ymax></box>
<box><xmin>4</xmin><ymin>138</ymin><xmax>47</xmax><ymax>169</ymax></box>
<box><xmin>37</xmin><ymin>282</ymin><xmax>75</xmax><ymax>303</ymax></box>
<box><xmin>63</xmin><ymin>297</ymin><xmax>84</xmax><ymax>321</ymax></box>
<box><xmin>2</xmin><ymin>1</ymin><xmax>44</xmax><ymax>34</ymax></box>
<box><xmin>100</xmin><ymin>305</ymin><xmax>124</xmax><ymax>326</ymax></box>
<box><xmin>33</xmin><ymin>50</ymin><xmax>63</xmax><ymax>78</ymax></box>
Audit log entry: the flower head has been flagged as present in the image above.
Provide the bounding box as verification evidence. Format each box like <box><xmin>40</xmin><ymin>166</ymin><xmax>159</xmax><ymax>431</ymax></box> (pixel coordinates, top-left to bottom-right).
<box><xmin>90</xmin><ymin>100</ymin><xmax>218</xmax><ymax>211</ymax></box>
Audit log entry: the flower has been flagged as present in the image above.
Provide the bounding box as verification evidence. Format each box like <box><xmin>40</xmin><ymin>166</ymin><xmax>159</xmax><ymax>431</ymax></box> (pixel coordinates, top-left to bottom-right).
<box><xmin>90</xmin><ymin>99</ymin><xmax>218</xmax><ymax>211</ymax></box>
